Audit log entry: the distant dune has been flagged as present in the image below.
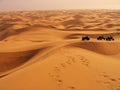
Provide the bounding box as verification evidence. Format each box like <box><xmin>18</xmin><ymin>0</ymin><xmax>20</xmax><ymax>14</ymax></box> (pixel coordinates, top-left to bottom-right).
<box><xmin>0</xmin><ymin>10</ymin><xmax>120</xmax><ymax>90</ymax></box>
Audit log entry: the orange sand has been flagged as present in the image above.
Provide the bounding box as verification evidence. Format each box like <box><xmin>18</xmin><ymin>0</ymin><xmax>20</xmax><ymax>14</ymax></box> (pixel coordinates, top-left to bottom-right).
<box><xmin>0</xmin><ymin>10</ymin><xmax>120</xmax><ymax>90</ymax></box>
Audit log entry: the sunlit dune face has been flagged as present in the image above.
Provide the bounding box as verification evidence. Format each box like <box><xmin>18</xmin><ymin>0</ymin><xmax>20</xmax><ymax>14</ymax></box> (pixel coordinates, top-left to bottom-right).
<box><xmin>0</xmin><ymin>10</ymin><xmax>120</xmax><ymax>90</ymax></box>
<box><xmin>0</xmin><ymin>10</ymin><xmax>120</xmax><ymax>73</ymax></box>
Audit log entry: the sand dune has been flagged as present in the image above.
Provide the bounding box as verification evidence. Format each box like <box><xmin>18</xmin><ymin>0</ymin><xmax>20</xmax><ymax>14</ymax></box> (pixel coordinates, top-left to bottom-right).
<box><xmin>69</xmin><ymin>42</ymin><xmax>120</xmax><ymax>55</ymax></box>
<box><xmin>0</xmin><ymin>49</ymin><xmax>40</xmax><ymax>73</ymax></box>
<box><xmin>0</xmin><ymin>47</ymin><xmax>120</xmax><ymax>90</ymax></box>
<box><xmin>0</xmin><ymin>10</ymin><xmax>120</xmax><ymax>90</ymax></box>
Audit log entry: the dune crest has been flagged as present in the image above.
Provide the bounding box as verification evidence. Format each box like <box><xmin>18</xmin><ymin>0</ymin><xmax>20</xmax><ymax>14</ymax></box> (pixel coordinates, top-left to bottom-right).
<box><xmin>0</xmin><ymin>10</ymin><xmax>120</xmax><ymax>90</ymax></box>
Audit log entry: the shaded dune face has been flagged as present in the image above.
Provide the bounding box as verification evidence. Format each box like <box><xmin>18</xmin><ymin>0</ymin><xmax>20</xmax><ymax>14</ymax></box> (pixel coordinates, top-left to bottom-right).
<box><xmin>64</xmin><ymin>33</ymin><xmax>120</xmax><ymax>39</ymax></box>
<box><xmin>0</xmin><ymin>10</ymin><xmax>120</xmax><ymax>32</ymax></box>
<box><xmin>0</xmin><ymin>10</ymin><xmax>120</xmax><ymax>90</ymax></box>
<box><xmin>0</xmin><ymin>26</ymin><xmax>120</xmax><ymax>75</ymax></box>
<box><xmin>0</xmin><ymin>49</ymin><xmax>40</xmax><ymax>73</ymax></box>
<box><xmin>0</xmin><ymin>27</ymin><xmax>29</xmax><ymax>40</ymax></box>
<box><xmin>0</xmin><ymin>10</ymin><xmax>120</xmax><ymax>78</ymax></box>
<box><xmin>65</xmin><ymin>33</ymin><xmax>120</xmax><ymax>55</ymax></box>
<box><xmin>68</xmin><ymin>42</ymin><xmax>120</xmax><ymax>55</ymax></box>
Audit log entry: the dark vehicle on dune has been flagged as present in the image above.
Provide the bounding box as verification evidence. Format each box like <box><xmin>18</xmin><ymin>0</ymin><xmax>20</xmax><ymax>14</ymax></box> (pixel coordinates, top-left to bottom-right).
<box><xmin>106</xmin><ymin>36</ymin><xmax>114</xmax><ymax>41</ymax></box>
<box><xmin>97</xmin><ymin>36</ymin><xmax>105</xmax><ymax>40</ymax></box>
<box><xmin>82</xmin><ymin>36</ymin><xmax>90</xmax><ymax>41</ymax></box>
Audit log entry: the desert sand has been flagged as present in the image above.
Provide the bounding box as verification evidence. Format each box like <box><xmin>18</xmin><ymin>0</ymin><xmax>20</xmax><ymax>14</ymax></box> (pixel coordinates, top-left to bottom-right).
<box><xmin>0</xmin><ymin>10</ymin><xmax>120</xmax><ymax>90</ymax></box>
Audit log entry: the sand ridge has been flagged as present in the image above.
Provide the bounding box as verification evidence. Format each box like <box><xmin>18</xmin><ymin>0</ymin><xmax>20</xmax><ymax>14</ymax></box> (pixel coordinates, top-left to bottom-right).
<box><xmin>0</xmin><ymin>10</ymin><xmax>120</xmax><ymax>90</ymax></box>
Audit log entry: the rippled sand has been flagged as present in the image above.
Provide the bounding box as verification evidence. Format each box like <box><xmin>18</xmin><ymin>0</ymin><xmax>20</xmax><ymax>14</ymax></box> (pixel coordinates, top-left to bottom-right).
<box><xmin>0</xmin><ymin>10</ymin><xmax>120</xmax><ymax>90</ymax></box>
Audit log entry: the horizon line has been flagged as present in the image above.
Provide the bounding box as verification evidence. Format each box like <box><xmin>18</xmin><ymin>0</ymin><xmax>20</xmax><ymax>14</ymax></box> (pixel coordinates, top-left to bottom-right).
<box><xmin>0</xmin><ymin>8</ymin><xmax>120</xmax><ymax>13</ymax></box>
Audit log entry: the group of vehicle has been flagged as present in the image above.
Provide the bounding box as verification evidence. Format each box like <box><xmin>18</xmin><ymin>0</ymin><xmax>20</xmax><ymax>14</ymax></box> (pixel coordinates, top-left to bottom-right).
<box><xmin>82</xmin><ymin>36</ymin><xmax>114</xmax><ymax>41</ymax></box>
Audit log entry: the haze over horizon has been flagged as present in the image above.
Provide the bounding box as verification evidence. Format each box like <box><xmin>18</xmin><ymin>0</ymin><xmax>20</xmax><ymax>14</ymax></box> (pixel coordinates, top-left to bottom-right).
<box><xmin>0</xmin><ymin>0</ymin><xmax>120</xmax><ymax>11</ymax></box>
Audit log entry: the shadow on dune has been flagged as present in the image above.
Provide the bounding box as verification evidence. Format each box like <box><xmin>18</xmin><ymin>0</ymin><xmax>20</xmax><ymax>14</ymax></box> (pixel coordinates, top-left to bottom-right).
<box><xmin>0</xmin><ymin>27</ymin><xmax>29</xmax><ymax>40</ymax></box>
<box><xmin>0</xmin><ymin>47</ymin><xmax>48</xmax><ymax>73</ymax></box>
<box><xmin>0</xmin><ymin>25</ymin><xmax>55</xmax><ymax>41</ymax></box>
<box><xmin>68</xmin><ymin>42</ymin><xmax>120</xmax><ymax>55</ymax></box>
<box><xmin>64</xmin><ymin>33</ymin><xmax>120</xmax><ymax>39</ymax></box>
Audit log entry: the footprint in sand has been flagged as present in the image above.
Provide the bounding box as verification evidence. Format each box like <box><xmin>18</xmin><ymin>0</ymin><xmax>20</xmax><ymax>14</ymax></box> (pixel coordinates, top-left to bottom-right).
<box><xmin>48</xmin><ymin>65</ymin><xmax>64</xmax><ymax>87</ymax></box>
<box><xmin>48</xmin><ymin>72</ymin><xmax>63</xmax><ymax>86</ymax></box>
<box><xmin>75</xmin><ymin>55</ymin><xmax>90</xmax><ymax>67</ymax></box>
<box><xmin>66</xmin><ymin>55</ymin><xmax>90</xmax><ymax>67</ymax></box>
<box><xmin>48</xmin><ymin>55</ymin><xmax>90</xmax><ymax>89</ymax></box>
<box><xmin>68</xmin><ymin>86</ymin><xmax>76</xmax><ymax>90</ymax></box>
<box><xmin>56</xmin><ymin>79</ymin><xmax>63</xmax><ymax>85</ymax></box>
<box><xmin>98</xmin><ymin>72</ymin><xmax>120</xmax><ymax>90</ymax></box>
<box><xmin>53</xmin><ymin>66</ymin><xmax>61</xmax><ymax>72</ymax></box>
<box><xmin>60</xmin><ymin>63</ymin><xmax>67</xmax><ymax>68</ymax></box>
<box><xmin>66</xmin><ymin>56</ymin><xmax>76</xmax><ymax>64</ymax></box>
<box><xmin>66</xmin><ymin>59</ymin><xmax>74</xmax><ymax>65</ymax></box>
<box><xmin>48</xmin><ymin>58</ymin><xmax>76</xmax><ymax>87</ymax></box>
<box><xmin>48</xmin><ymin>70</ymin><xmax>61</xmax><ymax>79</ymax></box>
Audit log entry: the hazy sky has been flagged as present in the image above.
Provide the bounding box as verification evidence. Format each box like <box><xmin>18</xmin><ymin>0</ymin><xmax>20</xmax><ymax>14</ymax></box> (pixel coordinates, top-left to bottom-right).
<box><xmin>0</xmin><ymin>0</ymin><xmax>120</xmax><ymax>11</ymax></box>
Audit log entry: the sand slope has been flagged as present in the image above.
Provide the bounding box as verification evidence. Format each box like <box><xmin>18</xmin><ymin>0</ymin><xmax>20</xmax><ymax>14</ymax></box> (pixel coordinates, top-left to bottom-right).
<box><xmin>0</xmin><ymin>47</ymin><xmax>120</xmax><ymax>90</ymax></box>
<box><xmin>0</xmin><ymin>10</ymin><xmax>120</xmax><ymax>90</ymax></box>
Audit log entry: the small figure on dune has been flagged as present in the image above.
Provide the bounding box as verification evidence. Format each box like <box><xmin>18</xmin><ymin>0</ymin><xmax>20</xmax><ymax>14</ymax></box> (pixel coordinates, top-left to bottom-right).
<box><xmin>81</xmin><ymin>35</ymin><xmax>114</xmax><ymax>41</ymax></box>
<box><xmin>106</xmin><ymin>36</ymin><xmax>114</xmax><ymax>41</ymax></box>
<box><xmin>97</xmin><ymin>35</ymin><xmax>105</xmax><ymax>40</ymax></box>
<box><xmin>82</xmin><ymin>36</ymin><xmax>90</xmax><ymax>41</ymax></box>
